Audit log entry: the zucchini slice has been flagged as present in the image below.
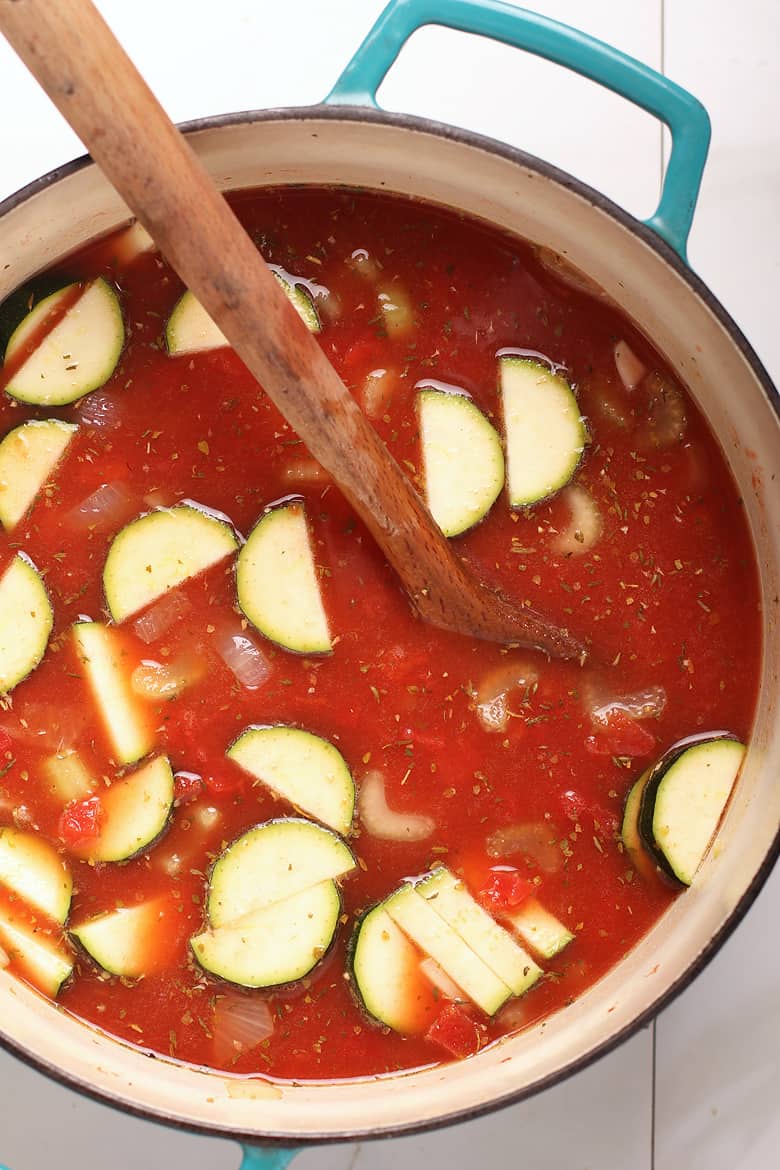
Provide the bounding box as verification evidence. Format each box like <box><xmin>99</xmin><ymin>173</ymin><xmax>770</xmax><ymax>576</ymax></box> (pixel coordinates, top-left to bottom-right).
<box><xmin>72</xmin><ymin>622</ymin><xmax>153</xmax><ymax>765</ymax></box>
<box><xmin>72</xmin><ymin>897</ymin><xmax>173</xmax><ymax>977</ymax></box>
<box><xmin>227</xmin><ymin>725</ymin><xmax>355</xmax><ymax>836</ymax></box>
<box><xmin>74</xmin><ymin>755</ymin><xmax>174</xmax><ymax>863</ymax></box>
<box><xmin>236</xmin><ymin>501</ymin><xmax>332</xmax><ymax>655</ymax></box>
<box><xmin>103</xmin><ymin>502</ymin><xmax>239</xmax><ymax>623</ymax></box>
<box><xmin>620</xmin><ymin>769</ymin><xmax>661</xmax><ymax>883</ymax></box>
<box><xmin>384</xmin><ymin>884</ymin><xmax>512</xmax><ymax>1017</ymax></box>
<box><xmin>191</xmin><ymin>879</ymin><xmax>340</xmax><ymax>989</ymax></box>
<box><xmin>0</xmin><ymin>828</ymin><xmax>72</xmax><ymax>923</ymax></box>
<box><xmin>499</xmin><ymin>356</ymin><xmax>586</xmax><ymax>507</ymax></box>
<box><xmin>0</xmin><ymin>554</ymin><xmax>53</xmax><ymax>693</ymax></box>
<box><xmin>417</xmin><ymin>387</ymin><xmax>504</xmax><ymax>537</ymax></box>
<box><xmin>415</xmin><ymin>867</ymin><xmax>542</xmax><ymax>998</ymax></box>
<box><xmin>0</xmin><ymin>905</ymin><xmax>73</xmax><ymax>997</ymax></box>
<box><xmin>207</xmin><ymin>818</ymin><xmax>355</xmax><ymax>929</ymax></box>
<box><xmin>4</xmin><ymin>278</ymin><xmax>124</xmax><ymax>407</ymax></box>
<box><xmin>638</xmin><ymin>735</ymin><xmax>745</xmax><ymax>886</ymax></box>
<box><xmin>0</xmin><ymin>418</ymin><xmax>78</xmax><ymax>531</ymax></box>
<box><xmin>505</xmin><ymin>897</ymin><xmax>574</xmax><ymax>960</ymax></box>
<box><xmin>166</xmin><ymin>272</ymin><xmax>320</xmax><ymax>356</ymax></box>
<box><xmin>350</xmin><ymin>900</ymin><xmax>438</xmax><ymax>1034</ymax></box>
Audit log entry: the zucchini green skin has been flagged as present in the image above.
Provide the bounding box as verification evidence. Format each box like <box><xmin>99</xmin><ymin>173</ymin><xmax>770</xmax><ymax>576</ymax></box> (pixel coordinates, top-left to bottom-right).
<box><xmin>236</xmin><ymin>502</ymin><xmax>332</xmax><ymax>656</ymax></box>
<box><xmin>103</xmin><ymin>502</ymin><xmax>239</xmax><ymax>623</ymax></box>
<box><xmin>0</xmin><ymin>272</ymin><xmax>75</xmax><ymax>353</ymax></box>
<box><xmin>0</xmin><ymin>418</ymin><xmax>78</xmax><ymax>532</ymax></box>
<box><xmin>191</xmin><ymin>880</ymin><xmax>343</xmax><ymax>989</ymax></box>
<box><xmin>71</xmin><ymin>900</ymin><xmax>166</xmax><ymax>978</ymax></box>
<box><xmin>0</xmin><ymin>554</ymin><xmax>54</xmax><ymax>693</ymax></box>
<box><xmin>4</xmin><ymin>279</ymin><xmax>125</xmax><ymax>407</ymax></box>
<box><xmin>206</xmin><ymin>817</ymin><xmax>355</xmax><ymax>928</ymax></box>
<box><xmin>637</xmin><ymin>733</ymin><xmax>743</xmax><ymax>886</ymax></box>
<box><xmin>348</xmin><ymin>898</ymin><xmax>431</xmax><ymax>1034</ymax></box>
<box><xmin>165</xmin><ymin>272</ymin><xmax>319</xmax><ymax>356</ymax></box>
<box><xmin>79</xmin><ymin>755</ymin><xmax>175</xmax><ymax>864</ymax></box>
<box><xmin>226</xmin><ymin>724</ymin><xmax>355</xmax><ymax>837</ymax></box>
<box><xmin>499</xmin><ymin>356</ymin><xmax>587</xmax><ymax>508</ymax></box>
<box><xmin>0</xmin><ymin>827</ymin><xmax>72</xmax><ymax>924</ymax></box>
<box><xmin>417</xmin><ymin>387</ymin><xmax>505</xmax><ymax>538</ymax></box>
<box><xmin>620</xmin><ymin>770</ymin><xmax>662</xmax><ymax>884</ymax></box>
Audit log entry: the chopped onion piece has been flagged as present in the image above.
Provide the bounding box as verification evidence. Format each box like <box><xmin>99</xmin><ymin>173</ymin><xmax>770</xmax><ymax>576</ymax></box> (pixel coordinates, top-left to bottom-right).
<box><xmin>132</xmin><ymin>591</ymin><xmax>191</xmax><ymax>644</ymax></box>
<box><xmin>419</xmin><ymin>957</ymin><xmax>465</xmax><ymax>1001</ymax></box>
<box><xmin>318</xmin><ymin>289</ymin><xmax>342</xmax><ymax>324</ymax></box>
<box><xmin>213</xmin><ymin>993</ymin><xmax>274</xmax><ymax>1064</ymax></box>
<box><xmin>348</xmin><ymin>248</ymin><xmax>379</xmax><ymax>281</ymax></box>
<box><xmin>160</xmin><ymin>850</ymin><xmax>182</xmax><ymax>877</ymax></box>
<box><xmin>475</xmin><ymin>658</ymin><xmax>539</xmax><ymax>733</ymax></box>
<box><xmin>358</xmin><ymin>770</ymin><xmax>435</xmax><ymax>842</ymax></box>
<box><xmin>614</xmin><ymin>340</ymin><xmax>646</xmax><ymax>391</ymax></box>
<box><xmin>589</xmin><ymin>683</ymin><xmax>667</xmax><ymax>726</ymax></box>
<box><xmin>214</xmin><ymin>627</ymin><xmax>272</xmax><ymax>691</ymax></box>
<box><xmin>75</xmin><ymin>391</ymin><xmax>124</xmax><ymax>430</ymax></box>
<box><xmin>377</xmin><ymin>284</ymin><xmax>413</xmax><ymax>337</ymax></box>
<box><xmin>495</xmin><ymin>997</ymin><xmax>530</xmax><ymax>1033</ymax></box>
<box><xmin>195</xmin><ymin>804</ymin><xmax>220</xmax><ymax>831</ymax></box>
<box><xmin>67</xmin><ymin>481</ymin><xmax>137</xmax><ymax>531</ymax></box>
<box><xmin>113</xmin><ymin>221</ymin><xmax>156</xmax><ymax>265</ymax></box>
<box><xmin>361</xmin><ymin>367</ymin><xmax>396</xmax><ymax>419</ymax></box>
<box><xmin>486</xmin><ymin>822</ymin><xmax>562</xmax><ymax>873</ymax></box>
<box><xmin>554</xmin><ymin>484</ymin><xmax>603</xmax><ymax>557</ymax></box>
<box><xmin>131</xmin><ymin>653</ymin><xmax>205</xmax><ymax>701</ymax></box>
<box><xmin>644</xmin><ymin>371</ymin><xmax>687</xmax><ymax>447</ymax></box>
<box><xmin>282</xmin><ymin>459</ymin><xmax>330</xmax><ymax>485</ymax></box>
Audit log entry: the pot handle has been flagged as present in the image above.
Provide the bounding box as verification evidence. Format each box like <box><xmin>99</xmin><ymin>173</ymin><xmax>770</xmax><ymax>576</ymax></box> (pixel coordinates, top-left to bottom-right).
<box><xmin>238</xmin><ymin>1146</ymin><xmax>299</xmax><ymax>1168</ymax></box>
<box><xmin>324</xmin><ymin>0</ymin><xmax>710</xmax><ymax>261</ymax></box>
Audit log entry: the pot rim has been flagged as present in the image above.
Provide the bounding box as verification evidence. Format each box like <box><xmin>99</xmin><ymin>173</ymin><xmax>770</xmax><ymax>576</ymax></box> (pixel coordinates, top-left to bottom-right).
<box><xmin>1</xmin><ymin>102</ymin><xmax>778</xmax><ymax>1147</ymax></box>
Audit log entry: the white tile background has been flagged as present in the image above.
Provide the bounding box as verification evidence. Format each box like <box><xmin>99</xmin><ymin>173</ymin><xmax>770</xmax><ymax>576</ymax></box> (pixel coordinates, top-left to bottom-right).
<box><xmin>0</xmin><ymin>2</ymin><xmax>777</xmax><ymax>1168</ymax></box>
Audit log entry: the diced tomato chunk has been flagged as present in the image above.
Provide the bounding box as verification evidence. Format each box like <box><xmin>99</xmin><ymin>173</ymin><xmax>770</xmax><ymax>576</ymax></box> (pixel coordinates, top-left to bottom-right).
<box><xmin>58</xmin><ymin>795</ymin><xmax>104</xmax><ymax>846</ymax></box>
<box><xmin>425</xmin><ymin>1003</ymin><xmax>481</xmax><ymax>1059</ymax></box>
<box><xmin>0</xmin><ymin>728</ymin><xmax>11</xmax><ymax>754</ymax></box>
<box><xmin>479</xmin><ymin>867</ymin><xmax>534</xmax><ymax>912</ymax></box>
<box><xmin>173</xmin><ymin>770</ymin><xmax>204</xmax><ymax>804</ymax></box>
<box><xmin>585</xmin><ymin>709</ymin><xmax>656</xmax><ymax>758</ymax></box>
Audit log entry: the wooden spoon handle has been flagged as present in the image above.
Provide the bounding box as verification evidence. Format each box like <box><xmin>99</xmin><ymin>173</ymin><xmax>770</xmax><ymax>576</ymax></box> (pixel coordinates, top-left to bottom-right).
<box><xmin>0</xmin><ymin>0</ymin><xmax>585</xmax><ymax>661</ymax></box>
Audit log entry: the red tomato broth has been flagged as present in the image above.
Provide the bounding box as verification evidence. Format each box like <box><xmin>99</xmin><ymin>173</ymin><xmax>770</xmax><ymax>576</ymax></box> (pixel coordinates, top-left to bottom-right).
<box><xmin>0</xmin><ymin>187</ymin><xmax>760</xmax><ymax>1081</ymax></box>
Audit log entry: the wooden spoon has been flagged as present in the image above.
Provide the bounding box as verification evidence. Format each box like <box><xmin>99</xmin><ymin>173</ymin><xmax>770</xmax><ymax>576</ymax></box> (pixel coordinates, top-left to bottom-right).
<box><xmin>0</xmin><ymin>0</ymin><xmax>586</xmax><ymax>662</ymax></box>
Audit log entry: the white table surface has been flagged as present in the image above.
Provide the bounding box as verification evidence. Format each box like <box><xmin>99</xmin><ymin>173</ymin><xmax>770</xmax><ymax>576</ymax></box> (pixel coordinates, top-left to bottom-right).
<box><xmin>0</xmin><ymin>2</ymin><xmax>777</xmax><ymax>1168</ymax></box>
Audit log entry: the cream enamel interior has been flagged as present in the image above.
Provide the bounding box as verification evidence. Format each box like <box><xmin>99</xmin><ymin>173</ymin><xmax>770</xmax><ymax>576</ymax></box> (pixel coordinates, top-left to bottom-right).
<box><xmin>1</xmin><ymin>113</ymin><xmax>778</xmax><ymax>1140</ymax></box>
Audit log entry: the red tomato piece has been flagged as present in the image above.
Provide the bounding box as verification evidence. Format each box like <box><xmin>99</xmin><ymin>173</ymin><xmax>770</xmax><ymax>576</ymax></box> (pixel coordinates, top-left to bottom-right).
<box><xmin>585</xmin><ymin>709</ymin><xmax>656</xmax><ymax>758</ymax></box>
<box><xmin>425</xmin><ymin>1004</ymin><xmax>481</xmax><ymax>1060</ymax></box>
<box><xmin>58</xmin><ymin>796</ymin><xmax>104</xmax><ymax>846</ymax></box>
<box><xmin>173</xmin><ymin>771</ymin><xmax>204</xmax><ymax>804</ymax></box>
<box><xmin>479</xmin><ymin>868</ymin><xmax>534</xmax><ymax>912</ymax></box>
<box><xmin>0</xmin><ymin>728</ymin><xmax>11</xmax><ymax>754</ymax></box>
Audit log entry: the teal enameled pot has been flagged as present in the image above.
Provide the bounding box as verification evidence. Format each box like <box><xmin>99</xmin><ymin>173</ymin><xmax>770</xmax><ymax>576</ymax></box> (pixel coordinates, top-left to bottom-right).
<box><xmin>1</xmin><ymin>2</ymin><xmax>779</xmax><ymax>1167</ymax></box>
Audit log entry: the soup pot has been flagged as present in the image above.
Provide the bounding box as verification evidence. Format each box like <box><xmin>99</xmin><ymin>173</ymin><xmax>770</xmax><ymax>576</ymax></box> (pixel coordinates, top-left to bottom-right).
<box><xmin>1</xmin><ymin>1</ymin><xmax>778</xmax><ymax>1167</ymax></box>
